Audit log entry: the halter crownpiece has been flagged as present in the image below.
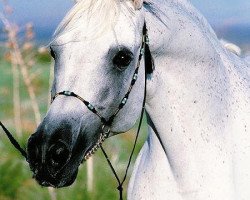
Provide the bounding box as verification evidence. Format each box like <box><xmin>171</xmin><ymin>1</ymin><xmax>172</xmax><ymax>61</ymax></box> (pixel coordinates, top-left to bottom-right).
<box><xmin>143</xmin><ymin>23</ymin><xmax>155</xmax><ymax>75</ymax></box>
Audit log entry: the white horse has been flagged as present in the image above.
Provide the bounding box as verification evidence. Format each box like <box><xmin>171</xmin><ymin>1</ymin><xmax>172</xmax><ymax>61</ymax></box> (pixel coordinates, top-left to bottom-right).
<box><xmin>26</xmin><ymin>0</ymin><xmax>250</xmax><ymax>199</ymax></box>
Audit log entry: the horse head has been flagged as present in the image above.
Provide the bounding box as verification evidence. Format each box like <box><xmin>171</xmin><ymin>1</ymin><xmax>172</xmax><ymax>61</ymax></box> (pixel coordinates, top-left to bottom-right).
<box><xmin>27</xmin><ymin>0</ymin><xmax>148</xmax><ymax>188</ymax></box>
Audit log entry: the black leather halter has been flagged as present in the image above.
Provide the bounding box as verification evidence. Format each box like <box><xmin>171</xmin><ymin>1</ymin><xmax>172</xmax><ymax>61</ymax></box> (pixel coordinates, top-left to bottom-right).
<box><xmin>51</xmin><ymin>23</ymin><xmax>152</xmax><ymax>126</ymax></box>
<box><xmin>0</xmin><ymin>22</ymin><xmax>154</xmax><ymax>200</ymax></box>
<box><xmin>51</xmin><ymin>22</ymin><xmax>153</xmax><ymax>160</ymax></box>
<box><xmin>50</xmin><ymin>22</ymin><xmax>154</xmax><ymax>200</ymax></box>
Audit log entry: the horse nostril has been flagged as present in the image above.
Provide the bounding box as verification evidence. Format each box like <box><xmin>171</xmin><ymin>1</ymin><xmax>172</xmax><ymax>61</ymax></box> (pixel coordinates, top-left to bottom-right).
<box><xmin>48</xmin><ymin>140</ymin><xmax>71</xmax><ymax>168</ymax></box>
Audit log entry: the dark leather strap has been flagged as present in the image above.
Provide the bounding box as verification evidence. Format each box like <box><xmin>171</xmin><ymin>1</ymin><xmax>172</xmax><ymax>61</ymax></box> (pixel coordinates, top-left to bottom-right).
<box><xmin>0</xmin><ymin>121</ymin><xmax>27</xmax><ymax>160</ymax></box>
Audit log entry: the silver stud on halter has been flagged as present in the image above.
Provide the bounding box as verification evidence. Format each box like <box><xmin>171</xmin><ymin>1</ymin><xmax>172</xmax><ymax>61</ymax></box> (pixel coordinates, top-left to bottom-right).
<box><xmin>87</xmin><ymin>103</ymin><xmax>95</xmax><ymax>110</ymax></box>
<box><xmin>140</xmin><ymin>47</ymin><xmax>145</xmax><ymax>55</ymax></box>
<box><xmin>63</xmin><ymin>91</ymin><xmax>73</xmax><ymax>96</ymax></box>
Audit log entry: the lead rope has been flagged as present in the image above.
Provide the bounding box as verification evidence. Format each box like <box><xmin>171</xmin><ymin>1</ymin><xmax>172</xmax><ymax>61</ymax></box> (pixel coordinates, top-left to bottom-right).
<box><xmin>0</xmin><ymin>121</ymin><xmax>27</xmax><ymax>160</ymax></box>
<box><xmin>100</xmin><ymin>74</ymin><xmax>146</xmax><ymax>200</ymax></box>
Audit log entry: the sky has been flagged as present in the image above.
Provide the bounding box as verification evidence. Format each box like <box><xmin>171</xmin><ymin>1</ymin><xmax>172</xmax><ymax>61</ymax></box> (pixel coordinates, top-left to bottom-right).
<box><xmin>1</xmin><ymin>0</ymin><xmax>250</xmax><ymax>44</ymax></box>
<box><xmin>192</xmin><ymin>0</ymin><xmax>250</xmax><ymax>26</ymax></box>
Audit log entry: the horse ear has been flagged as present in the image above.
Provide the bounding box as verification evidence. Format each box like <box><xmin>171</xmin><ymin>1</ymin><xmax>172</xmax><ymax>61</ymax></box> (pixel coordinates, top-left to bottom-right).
<box><xmin>133</xmin><ymin>0</ymin><xmax>143</xmax><ymax>10</ymax></box>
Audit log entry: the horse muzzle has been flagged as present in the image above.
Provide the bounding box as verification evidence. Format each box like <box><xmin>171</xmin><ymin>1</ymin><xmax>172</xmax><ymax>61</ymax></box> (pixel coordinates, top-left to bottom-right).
<box><xmin>26</xmin><ymin>124</ymin><xmax>80</xmax><ymax>188</ymax></box>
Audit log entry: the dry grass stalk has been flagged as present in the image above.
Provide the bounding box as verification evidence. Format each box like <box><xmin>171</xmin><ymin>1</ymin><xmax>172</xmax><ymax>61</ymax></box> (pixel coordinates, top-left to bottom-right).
<box><xmin>1</xmin><ymin>1</ymin><xmax>22</xmax><ymax>136</ymax></box>
<box><xmin>1</xmin><ymin>4</ymin><xmax>57</xmax><ymax>200</ymax></box>
<box><xmin>87</xmin><ymin>157</ymin><xmax>94</xmax><ymax>192</ymax></box>
<box><xmin>48</xmin><ymin>187</ymin><xmax>57</xmax><ymax>200</ymax></box>
<box><xmin>0</xmin><ymin>13</ymin><xmax>41</xmax><ymax>126</ymax></box>
<box><xmin>10</xmin><ymin>50</ymin><xmax>22</xmax><ymax>137</ymax></box>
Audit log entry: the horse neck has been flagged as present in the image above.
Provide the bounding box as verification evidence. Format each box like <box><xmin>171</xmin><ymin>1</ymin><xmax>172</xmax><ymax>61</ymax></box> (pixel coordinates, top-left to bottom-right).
<box><xmin>144</xmin><ymin>0</ymin><xmax>233</xmax><ymax>184</ymax></box>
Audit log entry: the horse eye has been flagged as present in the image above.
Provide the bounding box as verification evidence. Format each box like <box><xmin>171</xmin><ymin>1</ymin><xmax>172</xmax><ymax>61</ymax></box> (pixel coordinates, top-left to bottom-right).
<box><xmin>50</xmin><ymin>47</ymin><xmax>56</xmax><ymax>59</ymax></box>
<box><xmin>113</xmin><ymin>50</ymin><xmax>133</xmax><ymax>69</ymax></box>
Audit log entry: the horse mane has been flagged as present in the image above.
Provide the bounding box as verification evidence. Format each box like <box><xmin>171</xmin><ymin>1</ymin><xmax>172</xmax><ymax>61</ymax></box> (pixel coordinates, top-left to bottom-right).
<box><xmin>220</xmin><ymin>39</ymin><xmax>242</xmax><ymax>56</ymax></box>
<box><xmin>53</xmin><ymin>0</ymin><xmax>134</xmax><ymax>40</ymax></box>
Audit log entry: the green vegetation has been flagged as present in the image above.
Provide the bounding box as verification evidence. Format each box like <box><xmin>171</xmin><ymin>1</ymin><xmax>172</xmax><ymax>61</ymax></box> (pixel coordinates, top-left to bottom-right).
<box><xmin>0</xmin><ymin>56</ymin><xmax>147</xmax><ymax>200</ymax></box>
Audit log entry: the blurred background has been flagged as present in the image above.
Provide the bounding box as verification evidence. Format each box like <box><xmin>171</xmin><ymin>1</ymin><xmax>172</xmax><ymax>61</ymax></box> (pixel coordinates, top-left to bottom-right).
<box><xmin>0</xmin><ymin>1</ymin><xmax>249</xmax><ymax>200</ymax></box>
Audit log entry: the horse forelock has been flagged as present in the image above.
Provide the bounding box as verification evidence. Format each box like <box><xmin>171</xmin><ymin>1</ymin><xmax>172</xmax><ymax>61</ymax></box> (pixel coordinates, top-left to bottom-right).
<box><xmin>53</xmin><ymin>0</ymin><xmax>136</xmax><ymax>41</ymax></box>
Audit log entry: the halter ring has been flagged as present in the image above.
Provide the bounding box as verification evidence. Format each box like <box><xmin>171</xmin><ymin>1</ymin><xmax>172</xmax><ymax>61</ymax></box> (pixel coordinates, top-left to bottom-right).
<box><xmin>102</xmin><ymin>124</ymin><xmax>111</xmax><ymax>135</ymax></box>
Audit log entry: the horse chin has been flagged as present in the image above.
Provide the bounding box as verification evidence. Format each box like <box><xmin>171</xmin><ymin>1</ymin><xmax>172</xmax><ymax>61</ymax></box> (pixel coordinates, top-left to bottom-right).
<box><xmin>56</xmin><ymin>170</ymin><xmax>79</xmax><ymax>188</ymax></box>
<box><xmin>33</xmin><ymin>165</ymin><xmax>79</xmax><ymax>188</ymax></box>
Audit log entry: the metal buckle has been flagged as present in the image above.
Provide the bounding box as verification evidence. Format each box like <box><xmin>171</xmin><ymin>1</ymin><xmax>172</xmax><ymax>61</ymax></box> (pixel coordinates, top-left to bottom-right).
<box><xmin>102</xmin><ymin>125</ymin><xmax>111</xmax><ymax>136</ymax></box>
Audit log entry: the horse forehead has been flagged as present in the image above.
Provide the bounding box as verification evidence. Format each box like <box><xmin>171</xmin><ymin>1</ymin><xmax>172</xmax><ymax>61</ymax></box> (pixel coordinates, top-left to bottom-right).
<box><xmin>54</xmin><ymin>33</ymin><xmax>135</xmax><ymax>56</ymax></box>
<box><xmin>53</xmin><ymin>28</ymin><xmax>139</xmax><ymax>57</ymax></box>
<box><xmin>52</xmin><ymin>9</ymin><xmax>142</xmax><ymax>48</ymax></box>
